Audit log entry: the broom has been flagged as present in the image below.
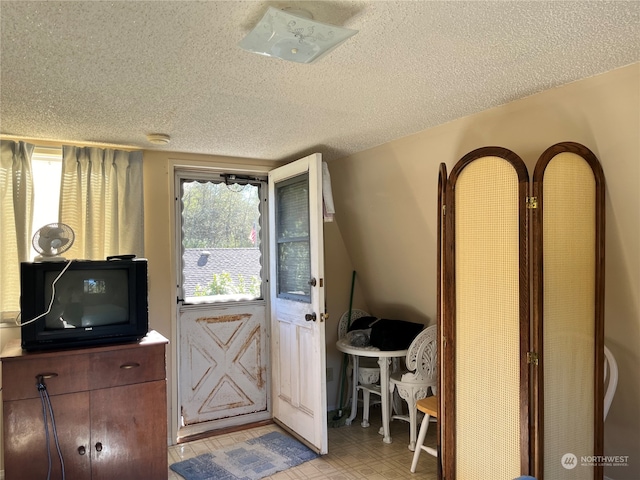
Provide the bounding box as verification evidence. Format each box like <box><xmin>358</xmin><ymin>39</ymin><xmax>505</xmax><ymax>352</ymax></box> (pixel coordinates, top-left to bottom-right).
<box><xmin>333</xmin><ymin>270</ymin><xmax>356</xmax><ymax>421</ymax></box>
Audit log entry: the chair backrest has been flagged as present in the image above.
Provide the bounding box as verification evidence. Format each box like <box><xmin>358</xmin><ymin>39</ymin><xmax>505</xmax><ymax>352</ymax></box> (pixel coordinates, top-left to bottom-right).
<box><xmin>404</xmin><ymin>324</ymin><xmax>437</xmax><ymax>384</ymax></box>
<box><xmin>604</xmin><ymin>344</ymin><xmax>618</xmax><ymax>420</ymax></box>
<box><xmin>337</xmin><ymin>309</ymin><xmax>370</xmax><ymax>339</ymax></box>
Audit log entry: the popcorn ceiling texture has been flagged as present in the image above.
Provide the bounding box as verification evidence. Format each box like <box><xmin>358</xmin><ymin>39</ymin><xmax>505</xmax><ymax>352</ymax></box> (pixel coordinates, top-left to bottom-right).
<box><xmin>1</xmin><ymin>1</ymin><xmax>638</xmax><ymax>162</ymax></box>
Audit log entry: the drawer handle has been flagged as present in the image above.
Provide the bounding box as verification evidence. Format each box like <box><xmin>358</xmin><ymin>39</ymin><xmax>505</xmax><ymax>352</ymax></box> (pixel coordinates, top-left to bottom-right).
<box><xmin>78</xmin><ymin>445</ymin><xmax>86</xmax><ymax>456</ymax></box>
<box><xmin>120</xmin><ymin>362</ymin><xmax>140</xmax><ymax>370</ymax></box>
<box><xmin>36</xmin><ymin>372</ymin><xmax>59</xmax><ymax>380</ymax></box>
<box><xmin>95</xmin><ymin>442</ymin><xmax>103</xmax><ymax>452</ymax></box>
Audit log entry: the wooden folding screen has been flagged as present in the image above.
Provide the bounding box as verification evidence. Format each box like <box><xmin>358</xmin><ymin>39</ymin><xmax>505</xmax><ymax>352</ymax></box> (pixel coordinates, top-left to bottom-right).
<box><xmin>531</xmin><ymin>143</ymin><xmax>605</xmax><ymax>480</ymax></box>
<box><xmin>440</xmin><ymin>142</ymin><xmax>605</xmax><ymax>480</ymax></box>
<box><xmin>442</xmin><ymin>147</ymin><xmax>530</xmax><ymax>479</ymax></box>
<box><xmin>436</xmin><ymin>163</ymin><xmax>447</xmax><ymax>477</ymax></box>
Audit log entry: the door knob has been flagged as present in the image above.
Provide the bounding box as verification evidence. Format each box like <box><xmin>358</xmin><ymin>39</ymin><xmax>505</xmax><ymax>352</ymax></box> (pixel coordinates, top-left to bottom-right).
<box><xmin>78</xmin><ymin>445</ymin><xmax>86</xmax><ymax>455</ymax></box>
<box><xmin>305</xmin><ymin>313</ymin><xmax>317</xmax><ymax>322</ymax></box>
<box><xmin>95</xmin><ymin>442</ymin><xmax>103</xmax><ymax>452</ymax></box>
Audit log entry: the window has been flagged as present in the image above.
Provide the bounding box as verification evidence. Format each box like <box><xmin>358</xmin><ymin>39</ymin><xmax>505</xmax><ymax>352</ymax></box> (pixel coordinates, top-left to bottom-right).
<box><xmin>179</xmin><ymin>174</ymin><xmax>265</xmax><ymax>303</ymax></box>
<box><xmin>275</xmin><ymin>174</ymin><xmax>311</xmax><ymax>302</ymax></box>
<box><xmin>0</xmin><ymin>145</ymin><xmax>62</xmax><ymax>324</ymax></box>
<box><xmin>31</xmin><ymin>146</ymin><xmax>62</xmax><ymax>260</ymax></box>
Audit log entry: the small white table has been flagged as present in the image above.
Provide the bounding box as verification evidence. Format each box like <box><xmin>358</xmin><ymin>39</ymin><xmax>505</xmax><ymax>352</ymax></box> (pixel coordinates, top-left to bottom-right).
<box><xmin>336</xmin><ymin>337</ymin><xmax>408</xmax><ymax>444</ymax></box>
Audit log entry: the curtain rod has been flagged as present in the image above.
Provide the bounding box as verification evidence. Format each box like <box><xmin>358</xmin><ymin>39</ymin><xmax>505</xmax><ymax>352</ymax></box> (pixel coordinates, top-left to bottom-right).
<box><xmin>0</xmin><ymin>135</ymin><xmax>141</xmax><ymax>151</ymax></box>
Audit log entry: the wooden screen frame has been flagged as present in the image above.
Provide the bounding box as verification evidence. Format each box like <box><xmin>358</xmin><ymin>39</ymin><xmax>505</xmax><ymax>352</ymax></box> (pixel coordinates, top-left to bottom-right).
<box><xmin>531</xmin><ymin>141</ymin><xmax>606</xmax><ymax>480</ymax></box>
<box><xmin>437</xmin><ymin>162</ymin><xmax>448</xmax><ymax>480</ymax></box>
<box><xmin>442</xmin><ymin>147</ymin><xmax>531</xmax><ymax>479</ymax></box>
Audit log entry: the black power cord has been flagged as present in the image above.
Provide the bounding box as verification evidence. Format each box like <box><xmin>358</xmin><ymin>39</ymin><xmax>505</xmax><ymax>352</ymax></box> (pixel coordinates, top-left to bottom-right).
<box><xmin>36</xmin><ymin>376</ymin><xmax>66</xmax><ymax>480</ymax></box>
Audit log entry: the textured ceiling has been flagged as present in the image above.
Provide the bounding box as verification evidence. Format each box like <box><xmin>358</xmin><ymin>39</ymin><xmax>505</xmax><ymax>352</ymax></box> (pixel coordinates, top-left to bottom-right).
<box><xmin>1</xmin><ymin>1</ymin><xmax>639</xmax><ymax>162</ymax></box>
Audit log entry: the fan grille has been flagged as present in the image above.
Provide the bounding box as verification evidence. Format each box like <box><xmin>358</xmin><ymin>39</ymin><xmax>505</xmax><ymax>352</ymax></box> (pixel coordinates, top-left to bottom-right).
<box><xmin>32</xmin><ymin>223</ymin><xmax>75</xmax><ymax>258</ymax></box>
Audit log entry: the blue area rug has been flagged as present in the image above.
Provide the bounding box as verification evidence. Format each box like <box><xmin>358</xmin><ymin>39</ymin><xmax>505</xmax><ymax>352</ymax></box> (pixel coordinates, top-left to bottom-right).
<box><xmin>170</xmin><ymin>431</ymin><xmax>319</xmax><ymax>480</ymax></box>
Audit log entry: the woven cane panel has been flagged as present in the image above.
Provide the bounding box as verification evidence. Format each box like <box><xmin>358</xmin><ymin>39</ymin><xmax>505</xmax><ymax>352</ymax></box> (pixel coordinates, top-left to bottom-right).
<box><xmin>455</xmin><ymin>157</ymin><xmax>521</xmax><ymax>479</ymax></box>
<box><xmin>543</xmin><ymin>153</ymin><xmax>596</xmax><ymax>479</ymax></box>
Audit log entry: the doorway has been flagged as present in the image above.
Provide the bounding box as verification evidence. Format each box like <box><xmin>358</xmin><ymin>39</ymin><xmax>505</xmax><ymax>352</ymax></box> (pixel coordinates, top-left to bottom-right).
<box><xmin>173</xmin><ymin>154</ymin><xmax>328</xmax><ymax>453</ymax></box>
<box><xmin>175</xmin><ymin>171</ymin><xmax>270</xmax><ymax>439</ymax></box>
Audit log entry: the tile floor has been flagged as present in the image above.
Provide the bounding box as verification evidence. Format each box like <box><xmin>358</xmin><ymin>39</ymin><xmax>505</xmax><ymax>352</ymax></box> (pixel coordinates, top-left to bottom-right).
<box><xmin>168</xmin><ymin>406</ymin><xmax>438</xmax><ymax>479</ymax></box>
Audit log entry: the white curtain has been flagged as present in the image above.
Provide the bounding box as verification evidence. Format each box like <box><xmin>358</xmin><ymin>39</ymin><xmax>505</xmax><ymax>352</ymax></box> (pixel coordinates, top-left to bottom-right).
<box><xmin>0</xmin><ymin>140</ymin><xmax>35</xmax><ymax>322</ymax></box>
<box><xmin>60</xmin><ymin>146</ymin><xmax>144</xmax><ymax>260</ymax></box>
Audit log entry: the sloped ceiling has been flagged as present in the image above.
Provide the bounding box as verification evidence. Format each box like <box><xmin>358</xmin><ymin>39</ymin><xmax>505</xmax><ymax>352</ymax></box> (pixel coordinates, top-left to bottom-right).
<box><xmin>1</xmin><ymin>1</ymin><xmax>638</xmax><ymax>162</ymax></box>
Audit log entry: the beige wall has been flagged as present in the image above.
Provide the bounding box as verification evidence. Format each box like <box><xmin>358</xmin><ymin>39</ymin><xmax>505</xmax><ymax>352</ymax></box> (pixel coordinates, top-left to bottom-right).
<box><xmin>323</xmin><ymin>220</ymin><xmax>369</xmax><ymax>411</ymax></box>
<box><xmin>327</xmin><ymin>63</ymin><xmax>639</xmax><ymax>479</ymax></box>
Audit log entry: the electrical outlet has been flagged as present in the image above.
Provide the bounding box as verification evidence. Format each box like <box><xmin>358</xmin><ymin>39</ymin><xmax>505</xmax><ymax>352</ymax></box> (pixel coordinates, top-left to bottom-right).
<box><xmin>326</xmin><ymin>367</ymin><xmax>333</xmax><ymax>382</ymax></box>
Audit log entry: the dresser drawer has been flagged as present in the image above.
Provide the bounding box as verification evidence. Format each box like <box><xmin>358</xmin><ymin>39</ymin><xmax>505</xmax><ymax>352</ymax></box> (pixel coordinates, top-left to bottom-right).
<box><xmin>89</xmin><ymin>343</ymin><xmax>165</xmax><ymax>390</ymax></box>
<box><xmin>2</xmin><ymin>353</ymin><xmax>91</xmax><ymax>401</ymax></box>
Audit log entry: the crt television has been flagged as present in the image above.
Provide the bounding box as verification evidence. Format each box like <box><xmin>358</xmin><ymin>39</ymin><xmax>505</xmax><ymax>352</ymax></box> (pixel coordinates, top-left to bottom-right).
<box><xmin>20</xmin><ymin>258</ymin><xmax>149</xmax><ymax>351</ymax></box>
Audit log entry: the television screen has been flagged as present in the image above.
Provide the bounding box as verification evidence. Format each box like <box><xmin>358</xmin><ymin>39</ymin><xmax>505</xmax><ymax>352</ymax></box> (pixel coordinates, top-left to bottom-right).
<box><xmin>43</xmin><ymin>269</ymin><xmax>130</xmax><ymax>329</ymax></box>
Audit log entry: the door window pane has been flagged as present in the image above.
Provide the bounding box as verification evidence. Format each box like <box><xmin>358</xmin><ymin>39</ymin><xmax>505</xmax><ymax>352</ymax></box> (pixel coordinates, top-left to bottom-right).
<box><xmin>180</xmin><ymin>178</ymin><xmax>263</xmax><ymax>303</ymax></box>
<box><xmin>276</xmin><ymin>175</ymin><xmax>310</xmax><ymax>301</ymax></box>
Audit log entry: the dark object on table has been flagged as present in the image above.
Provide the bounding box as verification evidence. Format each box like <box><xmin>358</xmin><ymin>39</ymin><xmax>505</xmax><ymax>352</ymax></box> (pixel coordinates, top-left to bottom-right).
<box><xmin>370</xmin><ymin>319</ymin><xmax>424</xmax><ymax>351</ymax></box>
<box><xmin>347</xmin><ymin>316</ymin><xmax>378</xmax><ymax>332</ymax></box>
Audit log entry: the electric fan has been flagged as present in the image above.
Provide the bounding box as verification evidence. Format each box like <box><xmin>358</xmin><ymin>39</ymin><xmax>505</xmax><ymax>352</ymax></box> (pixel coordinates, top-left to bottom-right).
<box><xmin>32</xmin><ymin>223</ymin><xmax>75</xmax><ymax>262</ymax></box>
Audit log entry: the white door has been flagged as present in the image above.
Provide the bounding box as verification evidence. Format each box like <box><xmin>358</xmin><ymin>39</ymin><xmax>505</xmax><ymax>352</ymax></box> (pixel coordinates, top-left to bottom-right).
<box><xmin>176</xmin><ymin>172</ymin><xmax>271</xmax><ymax>439</ymax></box>
<box><xmin>268</xmin><ymin>153</ymin><xmax>328</xmax><ymax>454</ymax></box>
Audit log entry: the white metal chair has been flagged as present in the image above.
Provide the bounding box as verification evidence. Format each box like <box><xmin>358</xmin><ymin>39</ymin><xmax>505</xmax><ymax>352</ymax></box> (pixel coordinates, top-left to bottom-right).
<box><xmin>338</xmin><ymin>309</ymin><xmax>381</xmax><ymax>426</ymax></box>
<box><xmin>389</xmin><ymin>324</ymin><xmax>437</xmax><ymax>450</ymax></box>
<box><xmin>604</xmin><ymin>344</ymin><xmax>618</xmax><ymax>420</ymax></box>
<box><xmin>337</xmin><ymin>309</ymin><xmax>371</xmax><ymax>342</ymax></box>
<box><xmin>354</xmin><ymin>358</ymin><xmax>383</xmax><ymax>428</ymax></box>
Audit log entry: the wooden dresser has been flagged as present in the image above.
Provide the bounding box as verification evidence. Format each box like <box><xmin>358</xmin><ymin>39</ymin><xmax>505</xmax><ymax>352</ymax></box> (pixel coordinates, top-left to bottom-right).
<box><xmin>1</xmin><ymin>330</ymin><xmax>168</xmax><ymax>480</ymax></box>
